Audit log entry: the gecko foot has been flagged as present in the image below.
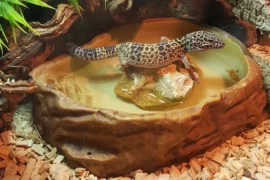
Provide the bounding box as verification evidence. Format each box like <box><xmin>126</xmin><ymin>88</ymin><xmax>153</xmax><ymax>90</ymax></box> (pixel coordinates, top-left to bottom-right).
<box><xmin>187</xmin><ymin>68</ymin><xmax>200</xmax><ymax>84</ymax></box>
<box><xmin>176</xmin><ymin>63</ymin><xmax>199</xmax><ymax>84</ymax></box>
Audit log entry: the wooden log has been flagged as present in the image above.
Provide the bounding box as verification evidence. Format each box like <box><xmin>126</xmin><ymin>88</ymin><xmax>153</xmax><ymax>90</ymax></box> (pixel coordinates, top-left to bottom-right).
<box><xmin>21</xmin><ymin>158</ymin><xmax>37</xmax><ymax>180</ymax></box>
<box><xmin>224</xmin><ymin>0</ymin><xmax>270</xmax><ymax>33</ymax></box>
<box><xmin>0</xmin><ymin>4</ymin><xmax>80</xmax><ymax>130</ymax></box>
<box><xmin>248</xmin><ymin>44</ymin><xmax>270</xmax><ymax>112</ymax></box>
<box><xmin>0</xmin><ymin>4</ymin><xmax>80</xmax><ymax>72</ymax></box>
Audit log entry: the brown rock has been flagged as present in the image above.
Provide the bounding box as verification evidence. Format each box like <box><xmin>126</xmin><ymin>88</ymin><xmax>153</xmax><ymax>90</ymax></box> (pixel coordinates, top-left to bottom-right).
<box><xmin>17</xmin><ymin>156</ymin><xmax>27</xmax><ymax>164</ymax></box>
<box><xmin>201</xmin><ymin>168</ymin><xmax>212</xmax><ymax>180</ymax></box>
<box><xmin>31</xmin><ymin>144</ymin><xmax>45</xmax><ymax>156</ymax></box>
<box><xmin>80</xmin><ymin>171</ymin><xmax>90</xmax><ymax>179</ymax></box>
<box><xmin>254</xmin><ymin>135</ymin><xmax>265</xmax><ymax>144</ymax></box>
<box><xmin>162</xmin><ymin>167</ymin><xmax>170</xmax><ymax>174</ymax></box>
<box><xmin>40</xmin><ymin>172</ymin><xmax>50</xmax><ymax>180</ymax></box>
<box><xmin>31</xmin><ymin>160</ymin><xmax>44</xmax><ymax>180</ymax></box>
<box><xmin>0</xmin><ymin>160</ymin><xmax>10</xmax><ymax>168</ymax></box>
<box><xmin>31</xmin><ymin>18</ymin><xmax>267</xmax><ymax>177</ymax></box>
<box><xmin>255</xmin><ymin>173</ymin><xmax>267</xmax><ymax>180</ymax></box>
<box><xmin>203</xmin><ymin>160</ymin><xmax>220</xmax><ymax>174</ymax></box>
<box><xmin>229</xmin><ymin>145</ymin><xmax>240</xmax><ymax>155</ymax></box>
<box><xmin>130</xmin><ymin>169</ymin><xmax>143</xmax><ymax>177</ymax></box>
<box><xmin>74</xmin><ymin>167</ymin><xmax>86</xmax><ymax>177</ymax></box>
<box><xmin>109</xmin><ymin>177</ymin><xmax>130</xmax><ymax>180</ymax></box>
<box><xmin>0</xmin><ymin>154</ymin><xmax>8</xmax><ymax>160</ymax></box>
<box><xmin>170</xmin><ymin>165</ymin><xmax>181</xmax><ymax>178</ymax></box>
<box><xmin>177</xmin><ymin>171</ymin><xmax>192</xmax><ymax>180</ymax></box>
<box><xmin>17</xmin><ymin>165</ymin><xmax>25</xmax><ymax>176</ymax></box>
<box><xmin>144</xmin><ymin>173</ymin><xmax>158</xmax><ymax>180</ymax></box>
<box><xmin>187</xmin><ymin>167</ymin><xmax>197</xmax><ymax>179</ymax></box>
<box><xmin>49</xmin><ymin>164</ymin><xmax>70</xmax><ymax>180</ymax></box>
<box><xmin>45</xmin><ymin>147</ymin><xmax>57</xmax><ymax>159</ymax></box>
<box><xmin>21</xmin><ymin>158</ymin><xmax>37</xmax><ymax>180</ymax></box>
<box><xmin>4</xmin><ymin>162</ymin><xmax>18</xmax><ymax>176</ymax></box>
<box><xmin>14</xmin><ymin>148</ymin><xmax>31</xmax><ymax>159</ymax></box>
<box><xmin>134</xmin><ymin>173</ymin><xmax>148</xmax><ymax>180</ymax></box>
<box><xmin>231</xmin><ymin>136</ymin><xmax>245</xmax><ymax>146</ymax></box>
<box><xmin>53</xmin><ymin>155</ymin><xmax>64</xmax><ymax>164</ymax></box>
<box><xmin>243</xmin><ymin>130</ymin><xmax>260</xmax><ymax>139</ymax></box>
<box><xmin>0</xmin><ymin>146</ymin><xmax>12</xmax><ymax>156</ymax></box>
<box><xmin>224</xmin><ymin>0</ymin><xmax>270</xmax><ymax>32</ymax></box>
<box><xmin>157</xmin><ymin>174</ymin><xmax>170</xmax><ymax>180</ymax></box>
<box><xmin>3</xmin><ymin>175</ymin><xmax>21</xmax><ymax>180</ymax></box>
<box><xmin>0</xmin><ymin>131</ymin><xmax>14</xmax><ymax>145</ymax></box>
<box><xmin>219</xmin><ymin>146</ymin><xmax>229</xmax><ymax>155</ymax></box>
<box><xmin>210</xmin><ymin>152</ymin><xmax>225</xmax><ymax>165</ymax></box>
<box><xmin>189</xmin><ymin>159</ymin><xmax>201</xmax><ymax>173</ymax></box>
<box><xmin>248</xmin><ymin>44</ymin><xmax>270</xmax><ymax>110</ymax></box>
<box><xmin>40</xmin><ymin>162</ymin><xmax>50</xmax><ymax>173</ymax></box>
<box><xmin>15</xmin><ymin>140</ymin><xmax>33</xmax><ymax>147</ymax></box>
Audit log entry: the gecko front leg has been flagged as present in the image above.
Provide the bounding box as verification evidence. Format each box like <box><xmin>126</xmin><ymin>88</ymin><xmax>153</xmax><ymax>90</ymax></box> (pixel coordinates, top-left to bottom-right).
<box><xmin>160</xmin><ymin>36</ymin><xmax>199</xmax><ymax>83</ymax></box>
<box><xmin>180</xmin><ymin>55</ymin><xmax>199</xmax><ymax>84</ymax></box>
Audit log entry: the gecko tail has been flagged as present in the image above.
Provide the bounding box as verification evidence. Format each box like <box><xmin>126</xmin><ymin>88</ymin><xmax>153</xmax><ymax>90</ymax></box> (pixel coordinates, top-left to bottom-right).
<box><xmin>66</xmin><ymin>42</ymin><xmax>77</xmax><ymax>55</ymax></box>
<box><xmin>66</xmin><ymin>42</ymin><xmax>117</xmax><ymax>60</ymax></box>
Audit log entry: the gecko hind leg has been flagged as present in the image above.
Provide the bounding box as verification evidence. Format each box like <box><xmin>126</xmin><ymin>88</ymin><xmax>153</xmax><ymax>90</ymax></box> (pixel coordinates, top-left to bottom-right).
<box><xmin>180</xmin><ymin>55</ymin><xmax>199</xmax><ymax>84</ymax></box>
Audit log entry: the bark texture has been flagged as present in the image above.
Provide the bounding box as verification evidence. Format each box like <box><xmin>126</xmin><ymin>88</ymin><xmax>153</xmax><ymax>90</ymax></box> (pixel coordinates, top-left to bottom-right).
<box><xmin>225</xmin><ymin>0</ymin><xmax>270</xmax><ymax>32</ymax></box>
<box><xmin>249</xmin><ymin>44</ymin><xmax>270</xmax><ymax>111</ymax></box>
<box><xmin>0</xmin><ymin>4</ymin><xmax>79</xmax><ymax>72</ymax></box>
<box><xmin>0</xmin><ymin>4</ymin><xmax>79</xmax><ymax>130</ymax></box>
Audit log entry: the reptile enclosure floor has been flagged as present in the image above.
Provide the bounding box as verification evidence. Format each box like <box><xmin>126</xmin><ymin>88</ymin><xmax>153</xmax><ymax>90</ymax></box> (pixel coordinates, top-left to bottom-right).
<box><xmin>30</xmin><ymin>18</ymin><xmax>267</xmax><ymax>177</ymax></box>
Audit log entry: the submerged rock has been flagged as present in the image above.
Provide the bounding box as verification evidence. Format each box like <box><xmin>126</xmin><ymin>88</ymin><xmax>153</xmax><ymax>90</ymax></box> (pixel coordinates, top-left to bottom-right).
<box><xmin>114</xmin><ymin>64</ymin><xmax>198</xmax><ymax>110</ymax></box>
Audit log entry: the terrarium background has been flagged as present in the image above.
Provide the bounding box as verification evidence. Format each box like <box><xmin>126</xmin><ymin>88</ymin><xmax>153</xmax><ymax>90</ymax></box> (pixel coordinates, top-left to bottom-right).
<box><xmin>0</xmin><ymin>0</ymin><xmax>269</xmax><ymax>179</ymax></box>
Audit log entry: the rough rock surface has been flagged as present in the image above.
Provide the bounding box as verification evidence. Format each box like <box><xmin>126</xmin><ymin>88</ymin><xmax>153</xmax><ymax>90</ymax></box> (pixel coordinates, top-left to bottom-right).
<box><xmin>0</xmin><ymin>80</ymin><xmax>37</xmax><ymax>130</ymax></box>
<box><xmin>1</xmin><ymin>111</ymin><xmax>270</xmax><ymax>179</ymax></box>
<box><xmin>31</xmin><ymin>56</ymin><xmax>267</xmax><ymax>177</ymax></box>
<box><xmin>249</xmin><ymin>44</ymin><xmax>270</xmax><ymax>110</ymax></box>
<box><xmin>1</xmin><ymin>99</ymin><xmax>270</xmax><ymax>179</ymax></box>
<box><xmin>225</xmin><ymin>0</ymin><xmax>270</xmax><ymax>32</ymax></box>
<box><xmin>115</xmin><ymin>64</ymin><xmax>196</xmax><ymax>110</ymax></box>
<box><xmin>170</xmin><ymin>0</ymin><xmax>212</xmax><ymax>21</ymax></box>
<box><xmin>0</xmin><ymin>4</ymin><xmax>79</xmax><ymax>130</ymax></box>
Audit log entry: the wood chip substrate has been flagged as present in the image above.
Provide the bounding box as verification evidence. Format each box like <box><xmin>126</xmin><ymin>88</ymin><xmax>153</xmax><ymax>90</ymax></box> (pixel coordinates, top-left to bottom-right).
<box><xmin>0</xmin><ymin>117</ymin><xmax>270</xmax><ymax>179</ymax></box>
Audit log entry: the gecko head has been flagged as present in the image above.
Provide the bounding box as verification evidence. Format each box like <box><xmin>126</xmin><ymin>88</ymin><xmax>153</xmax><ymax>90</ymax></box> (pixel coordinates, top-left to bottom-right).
<box><xmin>184</xmin><ymin>31</ymin><xmax>225</xmax><ymax>51</ymax></box>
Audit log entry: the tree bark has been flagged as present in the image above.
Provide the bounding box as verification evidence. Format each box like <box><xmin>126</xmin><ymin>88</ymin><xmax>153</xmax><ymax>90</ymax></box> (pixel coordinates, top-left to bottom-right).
<box><xmin>225</xmin><ymin>0</ymin><xmax>270</xmax><ymax>33</ymax></box>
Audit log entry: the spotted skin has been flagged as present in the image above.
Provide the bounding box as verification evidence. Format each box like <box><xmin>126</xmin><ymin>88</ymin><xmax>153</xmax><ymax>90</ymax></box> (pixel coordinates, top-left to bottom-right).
<box><xmin>67</xmin><ymin>31</ymin><xmax>225</xmax><ymax>82</ymax></box>
<box><xmin>66</xmin><ymin>43</ymin><xmax>116</xmax><ymax>60</ymax></box>
<box><xmin>116</xmin><ymin>39</ymin><xmax>186</xmax><ymax>68</ymax></box>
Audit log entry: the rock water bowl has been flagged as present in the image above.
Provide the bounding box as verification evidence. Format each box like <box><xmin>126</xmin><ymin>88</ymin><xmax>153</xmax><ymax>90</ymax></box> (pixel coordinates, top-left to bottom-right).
<box><xmin>31</xmin><ymin>18</ymin><xmax>267</xmax><ymax>177</ymax></box>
